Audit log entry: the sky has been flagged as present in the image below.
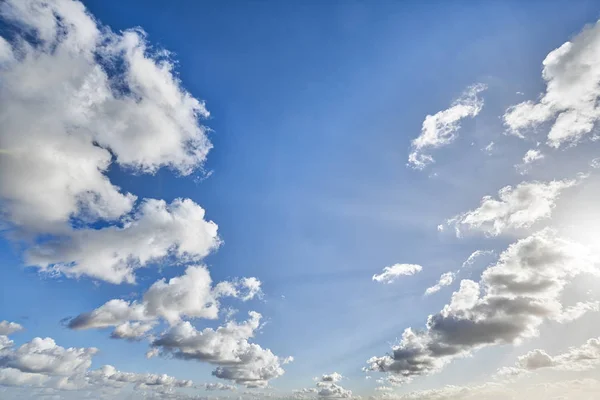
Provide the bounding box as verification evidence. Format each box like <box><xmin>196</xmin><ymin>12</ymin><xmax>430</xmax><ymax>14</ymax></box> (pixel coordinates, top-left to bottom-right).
<box><xmin>1</xmin><ymin>0</ymin><xmax>600</xmax><ymax>399</ymax></box>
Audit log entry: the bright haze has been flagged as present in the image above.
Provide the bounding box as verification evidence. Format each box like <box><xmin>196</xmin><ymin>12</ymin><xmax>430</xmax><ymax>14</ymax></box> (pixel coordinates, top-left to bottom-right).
<box><xmin>1</xmin><ymin>0</ymin><xmax>600</xmax><ymax>399</ymax></box>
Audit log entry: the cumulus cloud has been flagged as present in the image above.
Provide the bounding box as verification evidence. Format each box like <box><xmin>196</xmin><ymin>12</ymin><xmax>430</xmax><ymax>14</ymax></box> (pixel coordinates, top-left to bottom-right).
<box><xmin>68</xmin><ymin>265</ymin><xmax>262</xmax><ymax>334</ymax></box>
<box><xmin>0</xmin><ymin>321</ymin><xmax>23</xmax><ymax>336</ymax></box>
<box><xmin>373</xmin><ymin>264</ymin><xmax>422</xmax><ymax>284</ymax></box>
<box><xmin>503</xmin><ymin>19</ymin><xmax>600</xmax><ymax>147</ymax></box>
<box><xmin>365</xmin><ymin>229</ymin><xmax>596</xmax><ymax>384</ymax></box>
<box><xmin>316</xmin><ymin>382</ymin><xmax>353</xmax><ymax>398</ymax></box>
<box><xmin>26</xmin><ymin>198</ymin><xmax>220</xmax><ymax>284</ymax></box>
<box><xmin>447</xmin><ymin>179</ymin><xmax>576</xmax><ymax>236</ymax></box>
<box><xmin>408</xmin><ymin>84</ymin><xmax>487</xmax><ymax>169</ymax></box>
<box><xmin>151</xmin><ymin>312</ymin><xmax>292</xmax><ymax>388</ymax></box>
<box><xmin>498</xmin><ymin>336</ymin><xmax>600</xmax><ymax>378</ymax></box>
<box><xmin>0</xmin><ymin>332</ymin><xmax>200</xmax><ymax>396</ymax></box>
<box><xmin>0</xmin><ymin>0</ymin><xmax>216</xmax><ymax>284</ymax></box>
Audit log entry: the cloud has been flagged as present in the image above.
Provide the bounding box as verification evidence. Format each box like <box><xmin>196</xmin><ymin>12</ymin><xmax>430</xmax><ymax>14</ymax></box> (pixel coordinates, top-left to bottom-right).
<box><xmin>424</xmin><ymin>272</ymin><xmax>455</xmax><ymax>296</ymax></box>
<box><xmin>0</xmin><ymin>0</ymin><xmax>215</xmax><ymax>284</ymax></box>
<box><xmin>515</xmin><ymin>149</ymin><xmax>545</xmax><ymax>175</ymax></box>
<box><xmin>151</xmin><ymin>312</ymin><xmax>292</xmax><ymax>388</ymax></box>
<box><xmin>365</xmin><ymin>229</ymin><xmax>596</xmax><ymax>384</ymax></box>
<box><xmin>461</xmin><ymin>250</ymin><xmax>495</xmax><ymax>269</ymax></box>
<box><xmin>522</xmin><ymin>150</ymin><xmax>544</xmax><ymax>165</ymax></box>
<box><xmin>110</xmin><ymin>322</ymin><xmax>156</xmax><ymax>341</ymax></box>
<box><xmin>0</xmin><ymin>331</ymin><xmax>200</xmax><ymax>396</ymax></box>
<box><xmin>320</xmin><ymin>373</ymin><xmax>343</xmax><ymax>383</ymax></box>
<box><xmin>26</xmin><ymin>198</ymin><xmax>220</xmax><ymax>284</ymax></box>
<box><xmin>373</xmin><ymin>264</ymin><xmax>423</xmax><ymax>284</ymax></box>
<box><xmin>503</xmin><ymin>19</ymin><xmax>600</xmax><ymax>147</ymax></box>
<box><xmin>424</xmin><ymin>251</ymin><xmax>495</xmax><ymax>297</ymax></box>
<box><xmin>68</xmin><ymin>265</ymin><xmax>262</xmax><ymax>334</ymax></box>
<box><xmin>498</xmin><ymin>336</ymin><xmax>600</xmax><ymax>377</ymax></box>
<box><xmin>203</xmin><ymin>382</ymin><xmax>237</xmax><ymax>391</ymax></box>
<box><xmin>447</xmin><ymin>179</ymin><xmax>576</xmax><ymax>236</ymax></box>
<box><xmin>408</xmin><ymin>84</ymin><xmax>487</xmax><ymax>169</ymax></box>
<box><xmin>317</xmin><ymin>382</ymin><xmax>353</xmax><ymax>399</ymax></box>
<box><xmin>368</xmin><ymin>379</ymin><xmax>600</xmax><ymax>400</ymax></box>
<box><xmin>0</xmin><ymin>321</ymin><xmax>23</xmax><ymax>336</ymax></box>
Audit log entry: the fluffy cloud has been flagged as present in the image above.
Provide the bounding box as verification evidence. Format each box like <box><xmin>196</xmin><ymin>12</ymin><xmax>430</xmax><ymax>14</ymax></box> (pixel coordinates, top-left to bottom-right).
<box><xmin>68</xmin><ymin>265</ymin><xmax>262</xmax><ymax>334</ymax></box>
<box><xmin>447</xmin><ymin>179</ymin><xmax>576</xmax><ymax>236</ymax></box>
<box><xmin>365</xmin><ymin>229</ymin><xmax>596</xmax><ymax>383</ymax></box>
<box><xmin>1</xmin><ymin>337</ymin><xmax>97</xmax><ymax>376</ymax></box>
<box><xmin>0</xmin><ymin>0</ymin><xmax>215</xmax><ymax>284</ymax></box>
<box><xmin>151</xmin><ymin>312</ymin><xmax>292</xmax><ymax>387</ymax></box>
<box><xmin>498</xmin><ymin>336</ymin><xmax>600</xmax><ymax>377</ymax></box>
<box><xmin>504</xmin><ymin>19</ymin><xmax>600</xmax><ymax>147</ymax></box>
<box><xmin>373</xmin><ymin>264</ymin><xmax>422</xmax><ymax>284</ymax></box>
<box><xmin>408</xmin><ymin>84</ymin><xmax>486</xmax><ymax>169</ymax></box>
<box><xmin>317</xmin><ymin>382</ymin><xmax>353</xmax><ymax>399</ymax></box>
<box><xmin>424</xmin><ymin>272</ymin><xmax>455</xmax><ymax>296</ymax></box>
<box><xmin>515</xmin><ymin>150</ymin><xmax>545</xmax><ymax>174</ymax></box>
<box><xmin>27</xmin><ymin>199</ymin><xmax>220</xmax><ymax>284</ymax></box>
<box><xmin>0</xmin><ymin>332</ymin><xmax>199</xmax><ymax>396</ymax></box>
<box><xmin>0</xmin><ymin>321</ymin><xmax>23</xmax><ymax>336</ymax></box>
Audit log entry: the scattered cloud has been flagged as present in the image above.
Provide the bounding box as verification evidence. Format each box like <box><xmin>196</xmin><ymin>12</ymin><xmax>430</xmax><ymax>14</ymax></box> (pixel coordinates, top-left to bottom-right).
<box><xmin>497</xmin><ymin>336</ymin><xmax>600</xmax><ymax>378</ymax></box>
<box><xmin>0</xmin><ymin>321</ymin><xmax>23</xmax><ymax>336</ymax></box>
<box><xmin>373</xmin><ymin>264</ymin><xmax>423</xmax><ymax>284</ymax></box>
<box><xmin>0</xmin><ymin>0</ymin><xmax>215</xmax><ymax>284</ymax></box>
<box><xmin>424</xmin><ymin>272</ymin><xmax>455</xmax><ymax>296</ymax></box>
<box><xmin>68</xmin><ymin>265</ymin><xmax>262</xmax><ymax>334</ymax></box>
<box><xmin>447</xmin><ymin>179</ymin><xmax>576</xmax><ymax>236</ymax></box>
<box><xmin>503</xmin><ymin>20</ymin><xmax>600</xmax><ymax>147</ymax></box>
<box><xmin>408</xmin><ymin>84</ymin><xmax>487</xmax><ymax>169</ymax></box>
<box><xmin>150</xmin><ymin>312</ymin><xmax>292</xmax><ymax>387</ymax></box>
<box><xmin>365</xmin><ymin>230</ymin><xmax>596</xmax><ymax>384</ymax></box>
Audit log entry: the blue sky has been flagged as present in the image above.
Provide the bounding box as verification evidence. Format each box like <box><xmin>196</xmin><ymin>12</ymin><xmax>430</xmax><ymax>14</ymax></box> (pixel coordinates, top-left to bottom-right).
<box><xmin>2</xmin><ymin>0</ymin><xmax>600</xmax><ymax>399</ymax></box>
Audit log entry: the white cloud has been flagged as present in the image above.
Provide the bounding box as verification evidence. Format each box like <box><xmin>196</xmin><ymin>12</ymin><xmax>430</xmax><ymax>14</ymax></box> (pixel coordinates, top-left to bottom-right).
<box><xmin>317</xmin><ymin>382</ymin><xmax>353</xmax><ymax>399</ymax></box>
<box><xmin>424</xmin><ymin>272</ymin><xmax>455</xmax><ymax>296</ymax></box>
<box><xmin>0</xmin><ymin>321</ymin><xmax>23</xmax><ymax>336</ymax></box>
<box><xmin>365</xmin><ymin>229</ymin><xmax>596</xmax><ymax>384</ymax></box>
<box><xmin>26</xmin><ymin>198</ymin><xmax>220</xmax><ymax>284</ymax></box>
<box><xmin>408</xmin><ymin>84</ymin><xmax>487</xmax><ymax>169</ymax></box>
<box><xmin>522</xmin><ymin>149</ymin><xmax>544</xmax><ymax>164</ymax></box>
<box><xmin>151</xmin><ymin>312</ymin><xmax>292</xmax><ymax>387</ymax></box>
<box><xmin>447</xmin><ymin>179</ymin><xmax>576</xmax><ymax>236</ymax></box>
<box><xmin>515</xmin><ymin>150</ymin><xmax>545</xmax><ymax>175</ymax></box>
<box><xmin>503</xmin><ymin>20</ymin><xmax>600</xmax><ymax>147</ymax></box>
<box><xmin>0</xmin><ymin>331</ymin><xmax>201</xmax><ymax>396</ymax></box>
<box><xmin>590</xmin><ymin>158</ymin><xmax>600</xmax><ymax>169</ymax></box>
<box><xmin>498</xmin><ymin>336</ymin><xmax>600</xmax><ymax>378</ymax></box>
<box><xmin>461</xmin><ymin>250</ymin><xmax>495</xmax><ymax>269</ymax></box>
<box><xmin>482</xmin><ymin>141</ymin><xmax>494</xmax><ymax>154</ymax></box>
<box><xmin>110</xmin><ymin>322</ymin><xmax>156</xmax><ymax>341</ymax></box>
<box><xmin>68</xmin><ymin>265</ymin><xmax>262</xmax><ymax>334</ymax></box>
<box><xmin>373</xmin><ymin>264</ymin><xmax>422</xmax><ymax>284</ymax></box>
<box><xmin>0</xmin><ymin>0</ymin><xmax>215</xmax><ymax>284</ymax></box>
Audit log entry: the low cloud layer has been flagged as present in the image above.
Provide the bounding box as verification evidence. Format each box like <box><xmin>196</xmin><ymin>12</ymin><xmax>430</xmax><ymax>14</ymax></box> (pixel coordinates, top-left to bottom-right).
<box><xmin>447</xmin><ymin>179</ymin><xmax>576</xmax><ymax>236</ymax></box>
